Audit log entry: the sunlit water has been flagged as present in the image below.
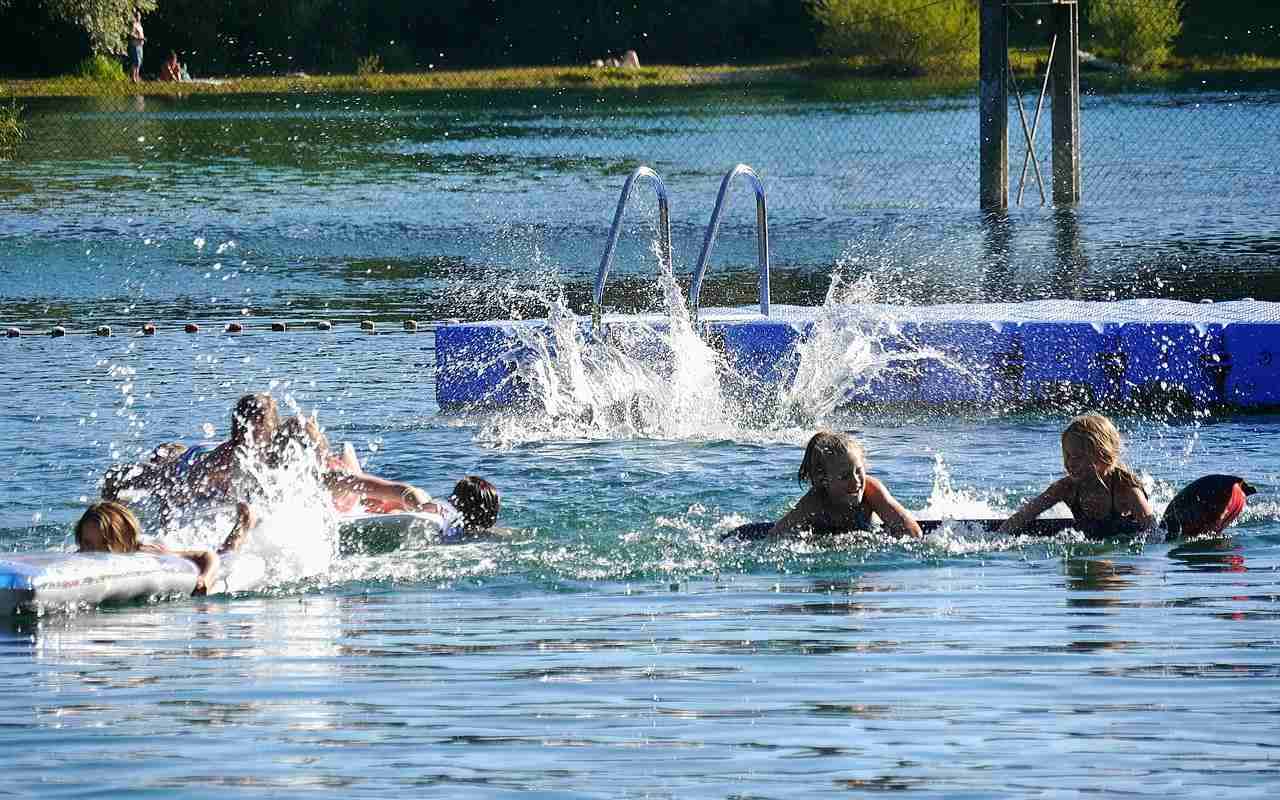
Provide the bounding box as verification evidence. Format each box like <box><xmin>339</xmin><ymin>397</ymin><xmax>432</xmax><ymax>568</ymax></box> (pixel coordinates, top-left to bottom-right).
<box><xmin>2</xmin><ymin>90</ymin><xmax>1280</xmax><ymax>796</ymax></box>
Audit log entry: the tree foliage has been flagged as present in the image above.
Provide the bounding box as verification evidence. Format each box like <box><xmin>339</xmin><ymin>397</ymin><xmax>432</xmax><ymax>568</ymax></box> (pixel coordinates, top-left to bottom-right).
<box><xmin>1086</xmin><ymin>0</ymin><xmax>1184</xmax><ymax>69</ymax></box>
<box><xmin>45</xmin><ymin>0</ymin><xmax>157</xmax><ymax>55</ymax></box>
<box><xmin>808</xmin><ymin>0</ymin><xmax>979</xmax><ymax>76</ymax></box>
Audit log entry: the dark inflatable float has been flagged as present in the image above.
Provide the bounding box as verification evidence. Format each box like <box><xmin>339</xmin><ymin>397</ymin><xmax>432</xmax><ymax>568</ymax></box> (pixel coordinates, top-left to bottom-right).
<box><xmin>724</xmin><ymin>474</ymin><xmax>1256</xmax><ymax>543</ymax></box>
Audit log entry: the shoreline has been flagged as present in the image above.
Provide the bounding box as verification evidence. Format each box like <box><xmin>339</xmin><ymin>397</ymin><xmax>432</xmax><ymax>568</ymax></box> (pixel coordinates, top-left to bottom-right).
<box><xmin>4</xmin><ymin>57</ymin><xmax>1279</xmax><ymax>100</ymax></box>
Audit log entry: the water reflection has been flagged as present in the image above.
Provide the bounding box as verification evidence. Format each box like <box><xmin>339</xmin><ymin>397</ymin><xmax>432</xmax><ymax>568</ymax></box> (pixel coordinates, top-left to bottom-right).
<box><xmin>1065</xmin><ymin>557</ymin><xmax>1140</xmax><ymax>605</ymax></box>
<box><xmin>1168</xmin><ymin>539</ymin><xmax>1247</xmax><ymax>573</ymax></box>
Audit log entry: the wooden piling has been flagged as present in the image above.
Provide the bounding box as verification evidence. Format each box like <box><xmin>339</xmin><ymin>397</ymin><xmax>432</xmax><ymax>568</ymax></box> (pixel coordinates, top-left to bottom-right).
<box><xmin>1050</xmin><ymin>0</ymin><xmax>1081</xmax><ymax>204</ymax></box>
<box><xmin>979</xmin><ymin>0</ymin><xmax>1009</xmax><ymax>211</ymax></box>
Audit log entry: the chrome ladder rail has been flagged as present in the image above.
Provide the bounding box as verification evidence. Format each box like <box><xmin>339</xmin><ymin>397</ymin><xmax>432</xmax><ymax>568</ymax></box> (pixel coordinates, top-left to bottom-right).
<box><xmin>592</xmin><ymin>166</ymin><xmax>672</xmax><ymax>336</ymax></box>
<box><xmin>688</xmin><ymin>164</ymin><xmax>770</xmax><ymax>322</ymax></box>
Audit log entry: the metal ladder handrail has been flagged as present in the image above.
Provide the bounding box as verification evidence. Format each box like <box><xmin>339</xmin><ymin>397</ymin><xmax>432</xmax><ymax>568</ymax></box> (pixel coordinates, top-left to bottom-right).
<box><xmin>688</xmin><ymin>164</ymin><xmax>770</xmax><ymax>322</ymax></box>
<box><xmin>591</xmin><ymin>166</ymin><xmax>672</xmax><ymax>336</ymax></box>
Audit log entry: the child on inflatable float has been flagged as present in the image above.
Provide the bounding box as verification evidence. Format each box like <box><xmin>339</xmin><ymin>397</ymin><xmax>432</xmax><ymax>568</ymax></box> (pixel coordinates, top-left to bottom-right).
<box><xmin>1000</xmin><ymin>413</ymin><xmax>1256</xmax><ymax>540</ymax></box>
<box><xmin>768</xmin><ymin>430</ymin><xmax>921</xmax><ymax>538</ymax></box>
<box><xmin>75</xmin><ymin>500</ymin><xmax>254</xmax><ymax>595</ymax></box>
<box><xmin>278</xmin><ymin>415</ymin><xmax>501</xmax><ymax>538</ymax></box>
<box><xmin>1000</xmin><ymin>413</ymin><xmax>1154</xmax><ymax>539</ymax></box>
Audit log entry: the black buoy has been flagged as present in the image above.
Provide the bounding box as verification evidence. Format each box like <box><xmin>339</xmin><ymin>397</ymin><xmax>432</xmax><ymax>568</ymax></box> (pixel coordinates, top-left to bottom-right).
<box><xmin>270</xmin><ymin>322</ymin><xmax>287</xmax><ymax>332</ymax></box>
<box><xmin>404</xmin><ymin>320</ymin><xmax>419</xmax><ymax>332</ymax></box>
<box><xmin>360</xmin><ymin>320</ymin><xmax>376</xmax><ymax>332</ymax></box>
<box><xmin>50</xmin><ymin>326</ymin><xmax>67</xmax><ymax>338</ymax></box>
<box><xmin>95</xmin><ymin>325</ymin><xmax>112</xmax><ymax>337</ymax></box>
<box><xmin>142</xmin><ymin>323</ymin><xmax>157</xmax><ymax>335</ymax></box>
<box><xmin>184</xmin><ymin>323</ymin><xmax>200</xmax><ymax>334</ymax></box>
<box><xmin>224</xmin><ymin>322</ymin><xmax>243</xmax><ymax>334</ymax></box>
<box><xmin>5</xmin><ymin>328</ymin><xmax>20</xmax><ymax>338</ymax></box>
<box><xmin>316</xmin><ymin>320</ymin><xmax>333</xmax><ymax>331</ymax></box>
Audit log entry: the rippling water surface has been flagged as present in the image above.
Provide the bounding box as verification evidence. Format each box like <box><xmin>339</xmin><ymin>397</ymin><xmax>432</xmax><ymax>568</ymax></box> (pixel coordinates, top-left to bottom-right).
<box><xmin>2</xmin><ymin>90</ymin><xmax>1279</xmax><ymax>797</ymax></box>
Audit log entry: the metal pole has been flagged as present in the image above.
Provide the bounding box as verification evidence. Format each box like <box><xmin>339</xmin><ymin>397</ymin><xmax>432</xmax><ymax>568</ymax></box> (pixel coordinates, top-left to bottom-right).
<box><xmin>979</xmin><ymin>0</ymin><xmax>1009</xmax><ymax>211</ymax></box>
<box><xmin>1050</xmin><ymin>0</ymin><xmax>1081</xmax><ymax>204</ymax></box>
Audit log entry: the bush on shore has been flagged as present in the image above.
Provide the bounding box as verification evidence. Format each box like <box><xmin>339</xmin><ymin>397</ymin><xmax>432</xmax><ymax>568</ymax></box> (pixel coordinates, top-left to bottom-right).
<box><xmin>1087</xmin><ymin>0</ymin><xmax>1185</xmax><ymax>69</ymax></box>
<box><xmin>74</xmin><ymin>54</ymin><xmax>127</xmax><ymax>82</ymax></box>
<box><xmin>0</xmin><ymin>97</ymin><xmax>23</xmax><ymax>159</ymax></box>
<box><xmin>809</xmin><ymin>0</ymin><xmax>979</xmax><ymax>76</ymax></box>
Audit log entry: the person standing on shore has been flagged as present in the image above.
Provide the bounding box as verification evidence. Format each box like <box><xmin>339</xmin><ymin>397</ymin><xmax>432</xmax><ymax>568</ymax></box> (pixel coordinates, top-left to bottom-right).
<box><xmin>127</xmin><ymin>11</ymin><xmax>145</xmax><ymax>82</ymax></box>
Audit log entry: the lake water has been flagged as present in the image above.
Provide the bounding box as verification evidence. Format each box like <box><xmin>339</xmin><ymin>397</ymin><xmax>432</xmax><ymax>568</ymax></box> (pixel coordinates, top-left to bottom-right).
<box><xmin>2</xmin><ymin>87</ymin><xmax>1279</xmax><ymax>797</ymax></box>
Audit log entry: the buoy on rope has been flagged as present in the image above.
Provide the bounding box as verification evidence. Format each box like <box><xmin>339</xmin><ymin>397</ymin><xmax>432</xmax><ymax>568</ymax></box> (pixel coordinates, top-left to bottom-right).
<box><xmin>5</xmin><ymin>328</ymin><xmax>20</xmax><ymax>338</ymax></box>
<box><xmin>184</xmin><ymin>323</ymin><xmax>200</xmax><ymax>334</ymax></box>
<box><xmin>316</xmin><ymin>320</ymin><xmax>333</xmax><ymax>331</ymax></box>
<box><xmin>95</xmin><ymin>326</ymin><xmax>112</xmax><ymax>337</ymax></box>
<box><xmin>404</xmin><ymin>320</ymin><xmax>419</xmax><ymax>332</ymax></box>
<box><xmin>270</xmin><ymin>322</ymin><xmax>287</xmax><ymax>332</ymax></box>
<box><xmin>142</xmin><ymin>323</ymin><xmax>157</xmax><ymax>335</ymax></box>
<box><xmin>224</xmin><ymin>322</ymin><xmax>243</xmax><ymax>334</ymax></box>
<box><xmin>360</xmin><ymin>320</ymin><xmax>376</xmax><ymax>332</ymax></box>
<box><xmin>50</xmin><ymin>326</ymin><xmax>66</xmax><ymax>338</ymax></box>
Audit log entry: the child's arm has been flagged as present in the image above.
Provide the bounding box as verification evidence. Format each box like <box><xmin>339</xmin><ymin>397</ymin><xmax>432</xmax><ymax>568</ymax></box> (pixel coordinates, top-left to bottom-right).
<box><xmin>141</xmin><ymin>542</ymin><xmax>220</xmax><ymax>595</ymax></box>
<box><xmin>217</xmin><ymin>501</ymin><xmax>258</xmax><ymax>554</ymax></box>
<box><xmin>768</xmin><ymin>490</ymin><xmax>822</xmax><ymax>537</ymax></box>
<box><xmin>1114</xmin><ymin>483</ymin><xmax>1156</xmax><ymax>529</ymax></box>
<box><xmin>863</xmin><ymin>477</ymin><xmax>922</xmax><ymax>537</ymax></box>
<box><xmin>999</xmin><ymin>477</ymin><xmax>1071</xmax><ymax>534</ymax></box>
<box><xmin>325</xmin><ymin>471</ymin><xmax>436</xmax><ymax>513</ymax></box>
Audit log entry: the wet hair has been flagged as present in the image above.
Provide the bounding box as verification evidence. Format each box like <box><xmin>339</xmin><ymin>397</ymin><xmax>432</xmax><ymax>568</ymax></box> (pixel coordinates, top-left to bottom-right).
<box><xmin>1062</xmin><ymin>413</ymin><xmax>1141</xmax><ymax>488</ymax></box>
<box><xmin>797</xmin><ymin>430</ymin><xmax>866</xmax><ymax>486</ymax></box>
<box><xmin>231</xmin><ymin>393</ymin><xmax>279</xmax><ymax>443</ymax></box>
<box><xmin>450</xmin><ymin>476</ymin><xmax>500</xmax><ymax>530</ymax></box>
<box><xmin>75</xmin><ymin>501</ymin><xmax>142</xmax><ymax>553</ymax></box>
<box><xmin>279</xmin><ymin>414</ymin><xmax>330</xmax><ymax>453</ymax></box>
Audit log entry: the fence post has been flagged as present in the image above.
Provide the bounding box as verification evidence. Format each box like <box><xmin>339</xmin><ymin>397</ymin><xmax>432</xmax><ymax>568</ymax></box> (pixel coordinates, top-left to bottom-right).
<box><xmin>1050</xmin><ymin>0</ymin><xmax>1081</xmax><ymax>204</ymax></box>
<box><xmin>979</xmin><ymin>0</ymin><xmax>1009</xmax><ymax>211</ymax></box>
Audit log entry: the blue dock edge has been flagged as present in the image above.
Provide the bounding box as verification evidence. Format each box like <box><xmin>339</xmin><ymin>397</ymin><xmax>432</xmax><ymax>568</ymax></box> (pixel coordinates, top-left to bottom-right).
<box><xmin>434</xmin><ymin>302</ymin><xmax>1280</xmax><ymax>411</ymax></box>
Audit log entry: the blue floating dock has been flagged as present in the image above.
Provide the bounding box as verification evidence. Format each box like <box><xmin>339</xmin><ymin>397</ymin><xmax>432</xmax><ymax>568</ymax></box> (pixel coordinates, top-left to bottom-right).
<box><xmin>434</xmin><ymin>165</ymin><xmax>1280</xmax><ymax>413</ymax></box>
<box><xmin>434</xmin><ymin>300</ymin><xmax>1280</xmax><ymax>412</ymax></box>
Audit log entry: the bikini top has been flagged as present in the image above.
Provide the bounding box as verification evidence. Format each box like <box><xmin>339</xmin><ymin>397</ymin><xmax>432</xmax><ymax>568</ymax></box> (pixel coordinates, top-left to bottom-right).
<box><xmin>169</xmin><ymin>444</ymin><xmax>212</xmax><ymax>480</ymax></box>
<box><xmin>1066</xmin><ymin>472</ymin><xmax>1147</xmax><ymax>540</ymax></box>
<box><xmin>808</xmin><ymin>501</ymin><xmax>876</xmax><ymax>536</ymax></box>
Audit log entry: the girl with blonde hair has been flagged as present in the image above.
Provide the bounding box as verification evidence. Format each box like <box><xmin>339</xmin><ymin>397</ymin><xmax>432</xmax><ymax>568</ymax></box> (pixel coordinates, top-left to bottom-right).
<box><xmin>1000</xmin><ymin>413</ymin><xmax>1155</xmax><ymax>538</ymax></box>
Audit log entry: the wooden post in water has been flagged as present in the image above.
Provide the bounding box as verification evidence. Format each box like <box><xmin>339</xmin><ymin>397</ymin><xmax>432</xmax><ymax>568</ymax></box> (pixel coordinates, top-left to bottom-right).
<box><xmin>979</xmin><ymin>0</ymin><xmax>1009</xmax><ymax>211</ymax></box>
<box><xmin>1050</xmin><ymin>0</ymin><xmax>1081</xmax><ymax>204</ymax></box>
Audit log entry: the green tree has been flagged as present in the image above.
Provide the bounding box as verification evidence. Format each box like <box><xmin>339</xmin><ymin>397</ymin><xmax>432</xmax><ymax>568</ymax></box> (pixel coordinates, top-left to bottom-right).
<box><xmin>45</xmin><ymin>0</ymin><xmax>158</xmax><ymax>55</ymax></box>
<box><xmin>1087</xmin><ymin>0</ymin><xmax>1184</xmax><ymax>69</ymax></box>
<box><xmin>809</xmin><ymin>0</ymin><xmax>978</xmax><ymax>76</ymax></box>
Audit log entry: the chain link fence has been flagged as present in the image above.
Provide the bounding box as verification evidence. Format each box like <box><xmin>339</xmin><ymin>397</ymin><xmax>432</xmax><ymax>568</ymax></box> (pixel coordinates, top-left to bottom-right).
<box><xmin>2</xmin><ymin>0</ymin><xmax>1277</xmax><ymax>216</ymax></box>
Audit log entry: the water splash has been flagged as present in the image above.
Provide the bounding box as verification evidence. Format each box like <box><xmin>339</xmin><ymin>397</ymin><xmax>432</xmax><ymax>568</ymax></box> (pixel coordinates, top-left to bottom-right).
<box><xmin>481</xmin><ymin>253</ymin><xmax>734</xmax><ymax>444</ymax></box>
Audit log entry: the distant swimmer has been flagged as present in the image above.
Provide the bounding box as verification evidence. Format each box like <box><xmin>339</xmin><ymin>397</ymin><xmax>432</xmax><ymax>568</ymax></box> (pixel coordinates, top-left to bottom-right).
<box><xmin>769</xmin><ymin>430</ymin><xmax>921</xmax><ymax>539</ymax></box>
<box><xmin>999</xmin><ymin>413</ymin><xmax>1155</xmax><ymax>539</ymax></box>
<box><xmin>74</xmin><ymin>500</ymin><xmax>254</xmax><ymax>595</ymax></box>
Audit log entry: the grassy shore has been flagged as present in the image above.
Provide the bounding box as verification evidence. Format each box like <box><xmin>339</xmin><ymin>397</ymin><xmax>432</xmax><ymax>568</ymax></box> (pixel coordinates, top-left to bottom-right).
<box><xmin>4</xmin><ymin>56</ymin><xmax>1279</xmax><ymax>99</ymax></box>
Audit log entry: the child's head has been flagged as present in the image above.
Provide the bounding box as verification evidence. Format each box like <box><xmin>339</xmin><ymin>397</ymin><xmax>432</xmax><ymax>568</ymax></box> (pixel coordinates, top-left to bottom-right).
<box><xmin>450</xmin><ymin>476</ymin><xmax>500</xmax><ymax>530</ymax></box>
<box><xmin>277</xmin><ymin>414</ymin><xmax>330</xmax><ymax>460</ymax></box>
<box><xmin>798</xmin><ymin>430</ymin><xmax>867</xmax><ymax>505</ymax></box>
<box><xmin>75</xmin><ymin>501</ymin><xmax>142</xmax><ymax>553</ymax></box>
<box><xmin>1061</xmin><ymin>413</ymin><xmax>1122</xmax><ymax>479</ymax></box>
<box><xmin>231</xmin><ymin>393</ymin><xmax>280</xmax><ymax>449</ymax></box>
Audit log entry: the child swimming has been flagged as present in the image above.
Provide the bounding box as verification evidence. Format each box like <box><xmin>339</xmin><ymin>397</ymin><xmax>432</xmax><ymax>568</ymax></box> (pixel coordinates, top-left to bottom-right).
<box><xmin>278</xmin><ymin>415</ymin><xmax>502</xmax><ymax>537</ymax></box>
<box><xmin>771</xmin><ymin>430</ymin><xmax>921</xmax><ymax>538</ymax></box>
<box><xmin>74</xmin><ymin>500</ymin><xmax>249</xmax><ymax>595</ymax></box>
<box><xmin>999</xmin><ymin>413</ymin><xmax>1155</xmax><ymax>539</ymax></box>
